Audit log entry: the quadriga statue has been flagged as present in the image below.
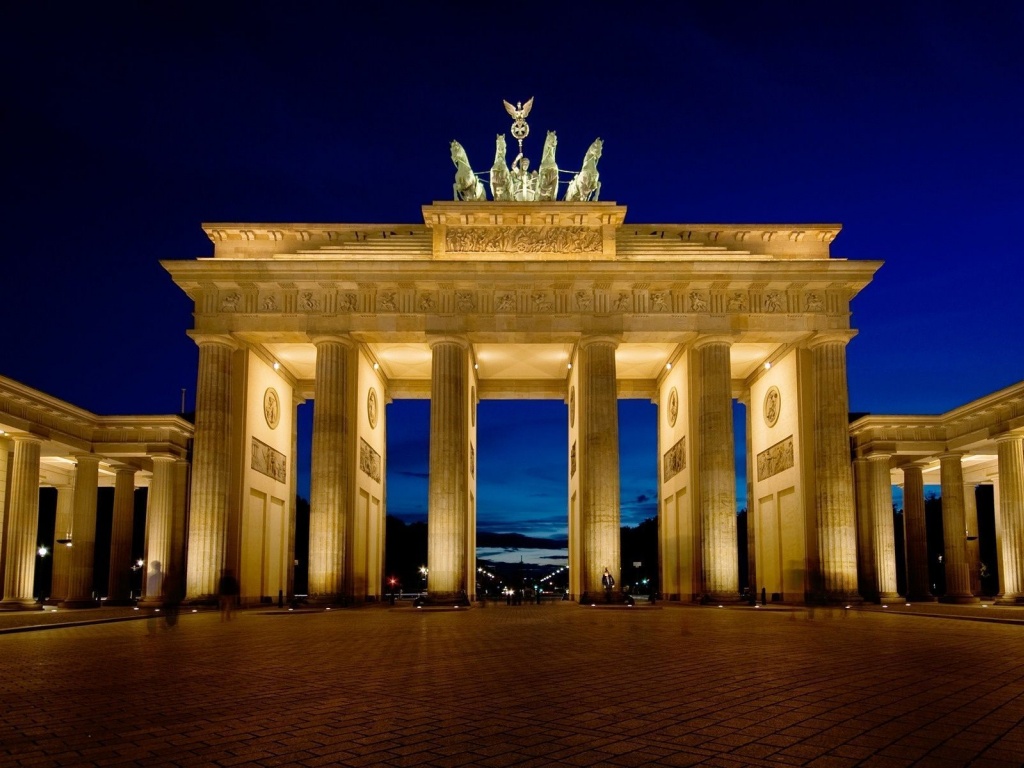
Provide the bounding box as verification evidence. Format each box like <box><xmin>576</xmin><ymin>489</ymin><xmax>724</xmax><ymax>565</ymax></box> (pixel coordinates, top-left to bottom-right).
<box><xmin>565</xmin><ymin>138</ymin><xmax>603</xmax><ymax>202</ymax></box>
<box><xmin>536</xmin><ymin>130</ymin><xmax>559</xmax><ymax>201</ymax></box>
<box><xmin>450</xmin><ymin>140</ymin><xmax>486</xmax><ymax>201</ymax></box>
<box><xmin>490</xmin><ymin>134</ymin><xmax>512</xmax><ymax>201</ymax></box>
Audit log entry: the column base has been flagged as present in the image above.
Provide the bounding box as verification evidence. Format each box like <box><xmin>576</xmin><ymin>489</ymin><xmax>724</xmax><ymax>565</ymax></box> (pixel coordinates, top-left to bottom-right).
<box><xmin>417</xmin><ymin>591</ymin><xmax>471</xmax><ymax>607</ymax></box>
<box><xmin>816</xmin><ymin>593</ymin><xmax>865</xmax><ymax>605</ymax></box>
<box><xmin>994</xmin><ymin>595</ymin><xmax>1024</xmax><ymax>605</ymax></box>
<box><xmin>579</xmin><ymin>590</ymin><xmax>637</xmax><ymax>606</ymax></box>
<box><xmin>905</xmin><ymin>591</ymin><xmax>938</xmax><ymax>602</ymax></box>
<box><xmin>0</xmin><ymin>599</ymin><xmax>43</xmax><ymax>611</ymax></box>
<box><xmin>702</xmin><ymin>592</ymin><xmax>744</xmax><ymax>604</ymax></box>
<box><xmin>58</xmin><ymin>599</ymin><xmax>100</xmax><ymax>609</ymax></box>
<box><xmin>878</xmin><ymin>592</ymin><xmax>901</xmax><ymax>603</ymax></box>
<box><xmin>939</xmin><ymin>594</ymin><xmax>981</xmax><ymax>604</ymax></box>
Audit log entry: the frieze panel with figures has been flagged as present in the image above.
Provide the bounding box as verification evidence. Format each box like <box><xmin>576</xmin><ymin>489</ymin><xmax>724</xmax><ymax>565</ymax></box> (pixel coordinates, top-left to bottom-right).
<box><xmin>663</xmin><ymin>436</ymin><xmax>686</xmax><ymax>481</ymax></box>
<box><xmin>445</xmin><ymin>226</ymin><xmax>602</xmax><ymax>254</ymax></box>
<box><xmin>360</xmin><ymin>438</ymin><xmax>382</xmax><ymax>483</ymax></box>
<box><xmin>251</xmin><ymin>437</ymin><xmax>286</xmax><ymax>483</ymax></box>
<box><xmin>757</xmin><ymin>436</ymin><xmax>794</xmax><ymax>481</ymax></box>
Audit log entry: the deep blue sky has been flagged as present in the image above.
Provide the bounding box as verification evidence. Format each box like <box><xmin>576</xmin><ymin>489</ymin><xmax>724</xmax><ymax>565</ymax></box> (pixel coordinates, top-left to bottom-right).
<box><xmin>5</xmin><ymin>3</ymin><xmax>1023</xmax><ymax>541</ymax></box>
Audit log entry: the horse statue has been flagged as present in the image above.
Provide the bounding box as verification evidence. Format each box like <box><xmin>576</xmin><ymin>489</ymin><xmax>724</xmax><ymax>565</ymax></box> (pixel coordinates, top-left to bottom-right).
<box><xmin>489</xmin><ymin>134</ymin><xmax>512</xmax><ymax>201</ymax></box>
<box><xmin>536</xmin><ymin>130</ymin><xmax>559</xmax><ymax>201</ymax></box>
<box><xmin>450</xmin><ymin>140</ymin><xmax>486</xmax><ymax>201</ymax></box>
<box><xmin>565</xmin><ymin>138</ymin><xmax>603</xmax><ymax>202</ymax></box>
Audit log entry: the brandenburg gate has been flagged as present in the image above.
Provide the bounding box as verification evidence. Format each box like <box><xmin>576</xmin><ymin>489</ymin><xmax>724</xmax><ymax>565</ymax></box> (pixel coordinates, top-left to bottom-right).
<box><xmin>163</xmin><ymin>103</ymin><xmax>880</xmax><ymax>606</ymax></box>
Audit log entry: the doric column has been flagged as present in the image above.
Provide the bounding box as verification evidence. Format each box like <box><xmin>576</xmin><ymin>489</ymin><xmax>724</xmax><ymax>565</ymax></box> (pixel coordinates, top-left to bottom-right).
<box><xmin>938</xmin><ymin>452</ymin><xmax>978</xmax><ymax>603</ymax></box>
<box><xmin>308</xmin><ymin>335</ymin><xmax>354</xmax><ymax>603</ymax></box>
<box><xmin>964</xmin><ymin>481</ymin><xmax>981</xmax><ymax>596</ymax></box>
<box><xmin>994</xmin><ymin>434</ymin><xmax>1024</xmax><ymax>604</ymax></box>
<box><xmin>170</xmin><ymin>459</ymin><xmax>190</xmax><ymax>599</ymax></box>
<box><xmin>106</xmin><ymin>466</ymin><xmax>137</xmax><ymax>604</ymax></box>
<box><xmin>578</xmin><ymin>336</ymin><xmax>621</xmax><ymax>602</ymax></box>
<box><xmin>0</xmin><ymin>435</ymin><xmax>43</xmax><ymax>610</ymax></box>
<box><xmin>869</xmin><ymin>454</ymin><xmax>898</xmax><ymax>600</ymax></box>
<box><xmin>140</xmin><ymin>456</ymin><xmax>176</xmax><ymax>606</ymax></box>
<box><xmin>61</xmin><ymin>453</ymin><xmax>101</xmax><ymax>608</ymax></box>
<box><xmin>853</xmin><ymin>457</ymin><xmax>876</xmax><ymax>600</ymax></box>
<box><xmin>902</xmin><ymin>464</ymin><xmax>934</xmax><ymax>601</ymax></box>
<box><xmin>809</xmin><ymin>333</ymin><xmax>860</xmax><ymax>602</ymax></box>
<box><xmin>695</xmin><ymin>336</ymin><xmax>739</xmax><ymax>601</ymax></box>
<box><xmin>427</xmin><ymin>337</ymin><xmax>470</xmax><ymax>604</ymax></box>
<box><xmin>185</xmin><ymin>334</ymin><xmax>236</xmax><ymax>601</ymax></box>
<box><xmin>49</xmin><ymin>483</ymin><xmax>74</xmax><ymax>603</ymax></box>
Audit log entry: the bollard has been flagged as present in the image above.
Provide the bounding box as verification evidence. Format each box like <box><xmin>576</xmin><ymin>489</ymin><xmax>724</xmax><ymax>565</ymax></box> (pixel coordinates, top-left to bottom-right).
<box><xmin>278</xmin><ymin>589</ymin><xmax>283</xmax><ymax>608</ymax></box>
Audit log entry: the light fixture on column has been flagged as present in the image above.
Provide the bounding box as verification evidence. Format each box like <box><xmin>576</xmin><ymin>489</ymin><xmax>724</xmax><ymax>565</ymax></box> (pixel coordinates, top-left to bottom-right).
<box><xmin>373</xmin><ymin>362</ymin><xmax>380</xmax><ymax>371</ymax></box>
<box><xmin>764</xmin><ymin>362</ymin><xmax>771</xmax><ymax>370</ymax></box>
<box><xmin>37</xmin><ymin>545</ymin><xmax>49</xmax><ymax>557</ymax></box>
<box><xmin>665</xmin><ymin>363</ymin><xmax>672</xmax><ymax>370</ymax></box>
<box><xmin>567</xmin><ymin>363</ymin><xmax>572</xmax><ymax>370</ymax></box>
<box><xmin>273</xmin><ymin>361</ymin><xmax>280</xmax><ymax>371</ymax></box>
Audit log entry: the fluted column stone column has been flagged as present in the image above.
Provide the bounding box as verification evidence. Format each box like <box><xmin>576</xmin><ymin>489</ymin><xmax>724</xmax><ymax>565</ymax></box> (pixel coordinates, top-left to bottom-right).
<box><xmin>49</xmin><ymin>483</ymin><xmax>74</xmax><ymax>603</ymax></box>
<box><xmin>695</xmin><ymin>336</ymin><xmax>739</xmax><ymax>601</ymax></box>
<box><xmin>61</xmin><ymin>453</ymin><xmax>101</xmax><ymax>608</ymax></box>
<box><xmin>869</xmin><ymin>454</ymin><xmax>898</xmax><ymax>600</ymax></box>
<box><xmin>170</xmin><ymin>459</ymin><xmax>190</xmax><ymax>600</ymax></box>
<box><xmin>140</xmin><ymin>456</ymin><xmax>176</xmax><ymax>606</ymax></box>
<box><xmin>0</xmin><ymin>435</ymin><xmax>43</xmax><ymax>610</ymax></box>
<box><xmin>427</xmin><ymin>338</ymin><xmax>470</xmax><ymax>604</ymax></box>
<box><xmin>809</xmin><ymin>334</ymin><xmax>860</xmax><ymax>602</ymax></box>
<box><xmin>308</xmin><ymin>335</ymin><xmax>354</xmax><ymax>603</ymax></box>
<box><xmin>995</xmin><ymin>434</ymin><xmax>1024</xmax><ymax>604</ymax></box>
<box><xmin>853</xmin><ymin>457</ymin><xmax>876</xmax><ymax>600</ymax></box>
<box><xmin>902</xmin><ymin>465</ymin><xmax>935</xmax><ymax>601</ymax></box>
<box><xmin>964</xmin><ymin>481</ymin><xmax>981</xmax><ymax>596</ymax></box>
<box><xmin>106</xmin><ymin>466</ymin><xmax>137</xmax><ymax>604</ymax></box>
<box><xmin>939</xmin><ymin>452</ymin><xmax>978</xmax><ymax>603</ymax></box>
<box><xmin>578</xmin><ymin>337</ymin><xmax>622</xmax><ymax>602</ymax></box>
<box><xmin>185</xmin><ymin>334</ymin><xmax>236</xmax><ymax>601</ymax></box>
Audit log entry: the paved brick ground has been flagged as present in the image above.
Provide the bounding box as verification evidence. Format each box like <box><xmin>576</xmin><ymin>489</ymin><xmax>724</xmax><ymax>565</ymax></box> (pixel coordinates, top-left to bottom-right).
<box><xmin>1</xmin><ymin>602</ymin><xmax>1023</xmax><ymax>767</ymax></box>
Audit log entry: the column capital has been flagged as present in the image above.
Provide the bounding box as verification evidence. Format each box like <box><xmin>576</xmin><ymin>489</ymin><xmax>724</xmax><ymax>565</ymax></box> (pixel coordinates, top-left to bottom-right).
<box><xmin>867</xmin><ymin>453</ymin><xmax>892</xmax><ymax>465</ymax></box>
<box><xmin>578</xmin><ymin>334</ymin><xmax>620</xmax><ymax>349</ymax></box>
<box><xmin>427</xmin><ymin>335</ymin><xmax>470</xmax><ymax>350</ymax></box>
<box><xmin>310</xmin><ymin>333</ymin><xmax>354</xmax><ymax>348</ymax></box>
<box><xmin>148</xmin><ymin>453</ymin><xmax>178</xmax><ymax>465</ymax></box>
<box><xmin>70</xmin><ymin>452</ymin><xmax>102</xmax><ymax>466</ymax></box>
<box><xmin>938</xmin><ymin>451</ymin><xmax>967</xmax><ymax>462</ymax></box>
<box><xmin>994</xmin><ymin>431</ymin><xmax>1024</xmax><ymax>446</ymax></box>
<box><xmin>7</xmin><ymin>432</ymin><xmax>44</xmax><ymax>445</ymax></box>
<box><xmin>691</xmin><ymin>333</ymin><xmax>736</xmax><ymax>350</ymax></box>
<box><xmin>187</xmin><ymin>332</ymin><xmax>239</xmax><ymax>350</ymax></box>
<box><xmin>806</xmin><ymin>330</ymin><xmax>857</xmax><ymax>349</ymax></box>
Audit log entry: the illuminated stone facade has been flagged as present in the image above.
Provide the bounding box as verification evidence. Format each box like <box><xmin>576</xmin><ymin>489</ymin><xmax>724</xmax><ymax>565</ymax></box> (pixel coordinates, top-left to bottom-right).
<box><xmin>164</xmin><ymin>201</ymin><xmax>880</xmax><ymax>604</ymax></box>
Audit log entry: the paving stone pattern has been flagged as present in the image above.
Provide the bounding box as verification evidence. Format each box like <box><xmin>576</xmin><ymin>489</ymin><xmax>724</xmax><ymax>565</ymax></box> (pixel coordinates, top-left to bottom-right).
<box><xmin>1</xmin><ymin>603</ymin><xmax>1023</xmax><ymax>767</ymax></box>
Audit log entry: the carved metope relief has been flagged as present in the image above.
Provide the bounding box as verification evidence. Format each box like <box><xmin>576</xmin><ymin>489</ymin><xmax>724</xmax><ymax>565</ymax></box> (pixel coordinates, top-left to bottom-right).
<box><xmin>359</xmin><ymin>438</ymin><xmax>382</xmax><ymax>483</ymax></box>
<box><xmin>663</xmin><ymin>436</ymin><xmax>686</xmax><ymax>481</ymax></box>
<box><xmin>570</xmin><ymin>441</ymin><xmax>577</xmax><ymax>478</ymax></box>
<box><xmin>251</xmin><ymin>437</ymin><xmax>286</xmax><ymax>483</ymax></box>
<box><xmin>569</xmin><ymin>386</ymin><xmax>576</xmax><ymax>428</ymax></box>
<box><xmin>756</xmin><ymin>436</ymin><xmax>794</xmax><ymax>481</ymax></box>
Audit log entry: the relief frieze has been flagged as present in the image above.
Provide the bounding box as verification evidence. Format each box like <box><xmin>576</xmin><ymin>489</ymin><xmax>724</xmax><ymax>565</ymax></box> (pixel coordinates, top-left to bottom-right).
<box><xmin>756</xmin><ymin>436</ymin><xmax>794</xmax><ymax>481</ymax></box>
<box><xmin>445</xmin><ymin>226</ymin><xmax>602</xmax><ymax>253</ymax></box>
<box><xmin>359</xmin><ymin>438</ymin><xmax>382</xmax><ymax>483</ymax></box>
<box><xmin>251</xmin><ymin>437</ymin><xmax>286</xmax><ymax>483</ymax></box>
<box><xmin>663</xmin><ymin>436</ymin><xmax>686</xmax><ymax>481</ymax></box>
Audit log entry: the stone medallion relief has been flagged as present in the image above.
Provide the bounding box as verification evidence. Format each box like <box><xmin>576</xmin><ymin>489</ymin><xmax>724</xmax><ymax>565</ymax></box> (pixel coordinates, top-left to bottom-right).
<box><xmin>667</xmin><ymin>387</ymin><xmax>678</xmax><ymax>428</ymax></box>
<box><xmin>763</xmin><ymin>385</ymin><xmax>781</xmax><ymax>428</ymax></box>
<box><xmin>471</xmin><ymin>386</ymin><xmax>477</xmax><ymax>427</ymax></box>
<box><xmin>263</xmin><ymin>388</ymin><xmax>280</xmax><ymax>430</ymax></box>
<box><xmin>367</xmin><ymin>387</ymin><xmax>378</xmax><ymax>429</ymax></box>
<box><xmin>569</xmin><ymin>386</ymin><xmax>576</xmax><ymax>428</ymax></box>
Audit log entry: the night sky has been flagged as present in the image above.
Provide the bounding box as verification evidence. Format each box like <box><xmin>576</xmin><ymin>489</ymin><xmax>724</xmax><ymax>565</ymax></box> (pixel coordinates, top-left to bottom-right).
<box><xmin>5</xmin><ymin>4</ymin><xmax>1023</xmax><ymax>547</ymax></box>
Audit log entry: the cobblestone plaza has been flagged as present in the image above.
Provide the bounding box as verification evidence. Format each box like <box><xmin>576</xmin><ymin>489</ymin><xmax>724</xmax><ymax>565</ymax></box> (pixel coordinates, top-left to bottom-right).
<box><xmin>2</xmin><ymin>603</ymin><xmax>1022</xmax><ymax>767</ymax></box>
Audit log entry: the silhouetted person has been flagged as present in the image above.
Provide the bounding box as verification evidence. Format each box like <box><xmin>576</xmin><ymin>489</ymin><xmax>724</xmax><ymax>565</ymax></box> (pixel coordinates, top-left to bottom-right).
<box><xmin>162</xmin><ymin>570</ymin><xmax>181</xmax><ymax>629</ymax></box>
<box><xmin>602</xmin><ymin>567</ymin><xmax>615</xmax><ymax>603</ymax></box>
<box><xmin>218</xmin><ymin>569</ymin><xmax>239</xmax><ymax>621</ymax></box>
